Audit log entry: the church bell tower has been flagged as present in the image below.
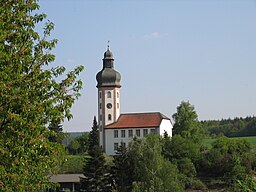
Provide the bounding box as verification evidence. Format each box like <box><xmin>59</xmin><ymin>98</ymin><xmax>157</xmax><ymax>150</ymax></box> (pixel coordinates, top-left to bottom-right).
<box><xmin>96</xmin><ymin>48</ymin><xmax>121</xmax><ymax>150</ymax></box>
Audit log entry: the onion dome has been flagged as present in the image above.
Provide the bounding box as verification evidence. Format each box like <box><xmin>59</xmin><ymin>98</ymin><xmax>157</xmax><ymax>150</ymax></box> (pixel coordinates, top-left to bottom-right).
<box><xmin>96</xmin><ymin>49</ymin><xmax>121</xmax><ymax>88</ymax></box>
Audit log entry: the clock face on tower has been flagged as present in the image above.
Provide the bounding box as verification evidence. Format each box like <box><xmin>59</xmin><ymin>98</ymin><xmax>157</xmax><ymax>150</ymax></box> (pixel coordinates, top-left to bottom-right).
<box><xmin>107</xmin><ymin>103</ymin><xmax>112</xmax><ymax>109</ymax></box>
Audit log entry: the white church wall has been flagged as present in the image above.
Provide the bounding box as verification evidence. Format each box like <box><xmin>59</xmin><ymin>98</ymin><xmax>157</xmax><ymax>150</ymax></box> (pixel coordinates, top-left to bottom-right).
<box><xmin>105</xmin><ymin>128</ymin><xmax>133</xmax><ymax>156</ymax></box>
<box><xmin>159</xmin><ymin>119</ymin><xmax>173</xmax><ymax>137</ymax></box>
<box><xmin>114</xmin><ymin>89</ymin><xmax>120</xmax><ymax>121</ymax></box>
<box><xmin>105</xmin><ymin>127</ymin><xmax>163</xmax><ymax>156</ymax></box>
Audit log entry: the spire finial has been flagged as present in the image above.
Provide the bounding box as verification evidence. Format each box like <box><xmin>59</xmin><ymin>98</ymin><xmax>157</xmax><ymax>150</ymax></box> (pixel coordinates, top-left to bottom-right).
<box><xmin>107</xmin><ymin>40</ymin><xmax>110</xmax><ymax>50</ymax></box>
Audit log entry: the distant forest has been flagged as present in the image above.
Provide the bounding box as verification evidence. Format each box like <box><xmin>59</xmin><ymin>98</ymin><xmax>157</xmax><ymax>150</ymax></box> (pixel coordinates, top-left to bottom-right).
<box><xmin>201</xmin><ymin>116</ymin><xmax>256</xmax><ymax>137</ymax></box>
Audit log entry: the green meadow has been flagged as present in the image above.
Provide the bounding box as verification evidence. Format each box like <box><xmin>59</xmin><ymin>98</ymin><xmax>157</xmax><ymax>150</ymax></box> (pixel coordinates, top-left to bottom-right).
<box><xmin>60</xmin><ymin>155</ymin><xmax>87</xmax><ymax>173</ymax></box>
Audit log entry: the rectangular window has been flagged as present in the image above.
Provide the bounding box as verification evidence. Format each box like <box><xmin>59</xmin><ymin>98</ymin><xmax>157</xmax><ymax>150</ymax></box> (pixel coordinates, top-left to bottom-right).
<box><xmin>150</xmin><ymin>129</ymin><xmax>156</xmax><ymax>134</ymax></box>
<box><xmin>121</xmin><ymin>130</ymin><xmax>125</xmax><ymax>138</ymax></box>
<box><xmin>114</xmin><ymin>130</ymin><xmax>118</xmax><ymax>138</ymax></box>
<box><xmin>143</xmin><ymin>129</ymin><xmax>148</xmax><ymax>136</ymax></box>
<box><xmin>121</xmin><ymin>142</ymin><xmax>126</xmax><ymax>148</ymax></box>
<box><xmin>136</xmin><ymin>129</ymin><xmax>140</xmax><ymax>137</ymax></box>
<box><xmin>128</xmin><ymin>130</ymin><xmax>133</xmax><ymax>137</ymax></box>
<box><xmin>114</xmin><ymin>143</ymin><xmax>118</xmax><ymax>151</ymax></box>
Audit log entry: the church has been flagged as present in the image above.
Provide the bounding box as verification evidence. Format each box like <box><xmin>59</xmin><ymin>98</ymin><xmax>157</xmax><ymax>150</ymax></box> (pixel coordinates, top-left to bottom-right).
<box><xmin>96</xmin><ymin>48</ymin><xmax>173</xmax><ymax>155</ymax></box>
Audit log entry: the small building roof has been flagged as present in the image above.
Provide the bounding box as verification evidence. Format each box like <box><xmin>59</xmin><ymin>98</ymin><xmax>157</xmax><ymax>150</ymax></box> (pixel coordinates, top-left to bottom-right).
<box><xmin>105</xmin><ymin>112</ymin><xmax>170</xmax><ymax>129</ymax></box>
<box><xmin>50</xmin><ymin>174</ymin><xmax>84</xmax><ymax>183</ymax></box>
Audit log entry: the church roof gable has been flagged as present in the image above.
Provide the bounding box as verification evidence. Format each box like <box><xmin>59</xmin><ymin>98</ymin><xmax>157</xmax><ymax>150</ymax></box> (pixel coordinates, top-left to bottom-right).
<box><xmin>105</xmin><ymin>112</ymin><xmax>170</xmax><ymax>129</ymax></box>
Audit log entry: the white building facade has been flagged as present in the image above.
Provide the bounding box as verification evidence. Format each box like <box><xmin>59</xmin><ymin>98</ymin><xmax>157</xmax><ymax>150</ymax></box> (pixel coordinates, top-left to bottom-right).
<box><xmin>96</xmin><ymin>48</ymin><xmax>172</xmax><ymax>155</ymax></box>
<box><xmin>105</xmin><ymin>113</ymin><xmax>173</xmax><ymax>155</ymax></box>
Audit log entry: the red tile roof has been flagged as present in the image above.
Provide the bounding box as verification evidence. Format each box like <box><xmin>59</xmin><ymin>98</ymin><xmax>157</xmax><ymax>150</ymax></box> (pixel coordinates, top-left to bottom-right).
<box><xmin>105</xmin><ymin>112</ymin><xmax>170</xmax><ymax>129</ymax></box>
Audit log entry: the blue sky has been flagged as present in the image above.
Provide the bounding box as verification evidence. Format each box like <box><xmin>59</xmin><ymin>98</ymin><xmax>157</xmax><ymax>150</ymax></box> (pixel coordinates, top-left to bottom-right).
<box><xmin>39</xmin><ymin>0</ymin><xmax>256</xmax><ymax>132</ymax></box>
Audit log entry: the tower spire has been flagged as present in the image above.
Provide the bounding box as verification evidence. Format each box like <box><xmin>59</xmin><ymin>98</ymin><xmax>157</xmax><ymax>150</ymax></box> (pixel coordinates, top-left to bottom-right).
<box><xmin>107</xmin><ymin>40</ymin><xmax>110</xmax><ymax>50</ymax></box>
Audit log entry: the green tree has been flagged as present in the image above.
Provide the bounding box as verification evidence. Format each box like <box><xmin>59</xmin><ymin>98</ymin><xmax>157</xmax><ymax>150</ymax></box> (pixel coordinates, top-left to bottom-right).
<box><xmin>130</xmin><ymin>135</ymin><xmax>184</xmax><ymax>192</ymax></box>
<box><xmin>48</xmin><ymin>119</ymin><xmax>65</xmax><ymax>144</ymax></box>
<box><xmin>111</xmin><ymin>143</ymin><xmax>134</xmax><ymax>192</ymax></box>
<box><xmin>199</xmin><ymin>137</ymin><xmax>255</xmax><ymax>189</ymax></box>
<box><xmin>172</xmin><ymin>101</ymin><xmax>203</xmax><ymax>142</ymax></box>
<box><xmin>75</xmin><ymin>132</ymin><xmax>89</xmax><ymax>154</ymax></box>
<box><xmin>67</xmin><ymin>132</ymin><xmax>89</xmax><ymax>155</ymax></box>
<box><xmin>87</xmin><ymin>116</ymin><xmax>99</xmax><ymax>150</ymax></box>
<box><xmin>68</xmin><ymin>140</ymin><xmax>80</xmax><ymax>155</ymax></box>
<box><xmin>0</xmin><ymin>1</ymin><xmax>83</xmax><ymax>191</ymax></box>
<box><xmin>163</xmin><ymin>135</ymin><xmax>204</xmax><ymax>189</ymax></box>
<box><xmin>232</xmin><ymin>175</ymin><xmax>256</xmax><ymax>192</ymax></box>
<box><xmin>80</xmin><ymin>117</ymin><xmax>112</xmax><ymax>191</ymax></box>
<box><xmin>169</xmin><ymin>102</ymin><xmax>205</xmax><ymax>189</ymax></box>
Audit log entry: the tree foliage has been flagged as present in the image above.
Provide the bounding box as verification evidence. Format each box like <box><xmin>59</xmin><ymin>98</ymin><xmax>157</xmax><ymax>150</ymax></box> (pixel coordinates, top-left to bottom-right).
<box><xmin>67</xmin><ymin>132</ymin><xmax>89</xmax><ymax>155</ymax></box>
<box><xmin>87</xmin><ymin>116</ymin><xmax>99</xmax><ymax>151</ymax></box>
<box><xmin>172</xmin><ymin>101</ymin><xmax>203</xmax><ymax>143</ymax></box>
<box><xmin>162</xmin><ymin>134</ymin><xmax>204</xmax><ymax>190</ymax></box>
<box><xmin>80</xmin><ymin>117</ymin><xmax>112</xmax><ymax>192</ymax></box>
<box><xmin>0</xmin><ymin>1</ymin><xmax>83</xmax><ymax>191</ymax></box>
<box><xmin>201</xmin><ymin>116</ymin><xmax>256</xmax><ymax>137</ymax></box>
<box><xmin>129</xmin><ymin>135</ymin><xmax>185</xmax><ymax>192</ymax></box>
<box><xmin>48</xmin><ymin>119</ymin><xmax>65</xmax><ymax>144</ymax></box>
<box><xmin>198</xmin><ymin>137</ymin><xmax>256</xmax><ymax>190</ymax></box>
<box><xmin>74</xmin><ymin>132</ymin><xmax>89</xmax><ymax>154</ymax></box>
<box><xmin>169</xmin><ymin>101</ymin><xmax>206</xmax><ymax>189</ymax></box>
<box><xmin>111</xmin><ymin>143</ymin><xmax>134</xmax><ymax>192</ymax></box>
<box><xmin>68</xmin><ymin>140</ymin><xmax>80</xmax><ymax>155</ymax></box>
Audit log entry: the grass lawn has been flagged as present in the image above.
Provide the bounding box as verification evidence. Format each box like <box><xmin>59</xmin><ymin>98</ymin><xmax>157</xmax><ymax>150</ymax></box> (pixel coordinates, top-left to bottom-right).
<box><xmin>59</xmin><ymin>153</ymin><xmax>113</xmax><ymax>174</ymax></box>
<box><xmin>60</xmin><ymin>155</ymin><xmax>88</xmax><ymax>174</ymax></box>
<box><xmin>204</xmin><ymin>136</ymin><xmax>256</xmax><ymax>148</ymax></box>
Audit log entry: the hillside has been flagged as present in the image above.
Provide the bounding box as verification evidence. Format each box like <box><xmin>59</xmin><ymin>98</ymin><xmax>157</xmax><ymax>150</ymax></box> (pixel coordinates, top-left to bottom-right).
<box><xmin>201</xmin><ymin>116</ymin><xmax>256</xmax><ymax>137</ymax></box>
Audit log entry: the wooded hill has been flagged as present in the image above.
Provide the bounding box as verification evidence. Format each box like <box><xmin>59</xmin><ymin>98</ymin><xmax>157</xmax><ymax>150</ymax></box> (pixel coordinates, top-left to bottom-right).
<box><xmin>201</xmin><ymin>116</ymin><xmax>256</xmax><ymax>137</ymax></box>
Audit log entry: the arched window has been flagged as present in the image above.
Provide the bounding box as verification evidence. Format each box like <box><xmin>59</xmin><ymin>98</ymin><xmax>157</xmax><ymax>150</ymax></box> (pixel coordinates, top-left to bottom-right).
<box><xmin>107</xmin><ymin>91</ymin><xmax>111</xmax><ymax>98</ymax></box>
<box><xmin>108</xmin><ymin>114</ymin><xmax>112</xmax><ymax>121</ymax></box>
<box><xmin>117</xmin><ymin>92</ymin><xmax>119</xmax><ymax>98</ymax></box>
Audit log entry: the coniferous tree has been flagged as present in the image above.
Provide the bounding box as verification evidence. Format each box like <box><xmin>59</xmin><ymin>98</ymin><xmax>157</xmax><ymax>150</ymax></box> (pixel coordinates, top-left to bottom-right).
<box><xmin>112</xmin><ymin>143</ymin><xmax>134</xmax><ymax>192</ymax></box>
<box><xmin>87</xmin><ymin>116</ymin><xmax>100</xmax><ymax>150</ymax></box>
<box><xmin>80</xmin><ymin>117</ymin><xmax>112</xmax><ymax>191</ymax></box>
<box><xmin>48</xmin><ymin>119</ymin><xmax>65</xmax><ymax>143</ymax></box>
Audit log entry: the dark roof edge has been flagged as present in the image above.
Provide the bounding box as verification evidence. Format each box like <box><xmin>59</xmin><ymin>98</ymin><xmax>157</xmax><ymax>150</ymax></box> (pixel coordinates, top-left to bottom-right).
<box><xmin>120</xmin><ymin>112</ymin><xmax>170</xmax><ymax>120</ymax></box>
<box><xmin>105</xmin><ymin>125</ymin><xmax>158</xmax><ymax>129</ymax></box>
<box><xmin>105</xmin><ymin>112</ymin><xmax>171</xmax><ymax>129</ymax></box>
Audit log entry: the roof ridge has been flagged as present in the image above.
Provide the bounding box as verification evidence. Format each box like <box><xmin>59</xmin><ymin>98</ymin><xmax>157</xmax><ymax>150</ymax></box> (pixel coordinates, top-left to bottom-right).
<box><xmin>105</xmin><ymin>112</ymin><xmax>171</xmax><ymax>129</ymax></box>
<box><xmin>120</xmin><ymin>112</ymin><xmax>162</xmax><ymax>115</ymax></box>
